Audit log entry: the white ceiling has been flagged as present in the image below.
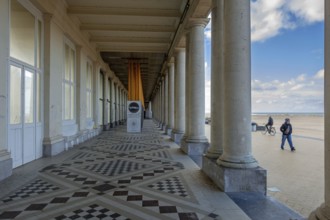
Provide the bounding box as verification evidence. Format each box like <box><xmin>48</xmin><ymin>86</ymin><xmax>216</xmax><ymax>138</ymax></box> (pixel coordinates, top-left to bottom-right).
<box><xmin>66</xmin><ymin>0</ymin><xmax>211</xmax><ymax>103</ymax></box>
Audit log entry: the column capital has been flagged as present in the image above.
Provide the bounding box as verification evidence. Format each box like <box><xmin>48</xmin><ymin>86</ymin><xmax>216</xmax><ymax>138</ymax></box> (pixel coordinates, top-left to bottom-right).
<box><xmin>175</xmin><ymin>47</ymin><xmax>186</xmax><ymax>53</ymax></box>
<box><xmin>75</xmin><ymin>44</ymin><xmax>82</xmax><ymax>51</ymax></box>
<box><xmin>43</xmin><ymin>13</ymin><xmax>53</xmax><ymax>22</ymax></box>
<box><xmin>188</xmin><ymin>18</ymin><xmax>210</xmax><ymax>28</ymax></box>
<box><xmin>167</xmin><ymin>61</ymin><xmax>174</xmax><ymax>68</ymax></box>
<box><xmin>167</xmin><ymin>56</ymin><xmax>174</xmax><ymax>64</ymax></box>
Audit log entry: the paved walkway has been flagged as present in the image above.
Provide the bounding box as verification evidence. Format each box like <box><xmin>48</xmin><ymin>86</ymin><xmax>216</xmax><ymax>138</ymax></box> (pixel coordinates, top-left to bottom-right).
<box><xmin>205</xmin><ymin>123</ymin><xmax>324</xmax><ymax>218</ymax></box>
<box><xmin>252</xmin><ymin>131</ymin><xmax>324</xmax><ymax>218</ymax></box>
<box><xmin>0</xmin><ymin>120</ymin><xmax>250</xmax><ymax>220</ymax></box>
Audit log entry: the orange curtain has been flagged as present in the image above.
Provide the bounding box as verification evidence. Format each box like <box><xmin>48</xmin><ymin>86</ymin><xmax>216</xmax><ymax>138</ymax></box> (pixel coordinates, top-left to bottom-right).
<box><xmin>128</xmin><ymin>60</ymin><xmax>145</xmax><ymax>109</ymax></box>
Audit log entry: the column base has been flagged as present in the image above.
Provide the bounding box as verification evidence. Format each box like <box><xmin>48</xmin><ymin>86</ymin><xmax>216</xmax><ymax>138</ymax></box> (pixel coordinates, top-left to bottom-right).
<box><xmin>110</xmin><ymin>122</ymin><xmax>115</xmax><ymax>128</ymax></box>
<box><xmin>0</xmin><ymin>153</ymin><xmax>12</xmax><ymax>181</ymax></box>
<box><xmin>181</xmin><ymin>138</ymin><xmax>209</xmax><ymax>155</ymax></box>
<box><xmin>171</xmin><ymin>130</ymin><xmax>184</xmax><ymax>144</ymax></box>
<box><xmin>202</xmin><ymin>156</ymin><xmax>267</xmax><ymax>194</ymax></box>
<box><xmin>166</xmin><ymin>127</ymin><xmax>172</xmax><ymax>136</ymax></box>
<box><xmin>205</xmin><ymin>150</ymin><xmax>222</xmax><ymax>159</ymax></box>
<box><xmin>43</xmin><ymin>136</ymin><xmax>65</xmax><ymax>157</ymax></box>
<box><xmin>309</xmin><ymin>203</ymin><xmax>330</xmax><ymax>220</ymax></box>
<box><xmin>103</xmin><ymin>124</ymin><xmax>111</xmax><ymax>131</ymax></box>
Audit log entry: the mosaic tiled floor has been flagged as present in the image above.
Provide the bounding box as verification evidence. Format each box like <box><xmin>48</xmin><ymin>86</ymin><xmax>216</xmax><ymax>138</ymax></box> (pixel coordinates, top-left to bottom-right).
<box><xmin>0</xmin><ymin>120</ymin><xmax>250</xmax><ymax>220</ymax></box>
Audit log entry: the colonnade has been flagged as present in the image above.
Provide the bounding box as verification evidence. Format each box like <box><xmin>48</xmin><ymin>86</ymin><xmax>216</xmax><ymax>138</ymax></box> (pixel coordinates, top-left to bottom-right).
<box><xmin>153</xmin><ymin>0</ymin><xmax>266</xmax><ymax>194</ymax></box>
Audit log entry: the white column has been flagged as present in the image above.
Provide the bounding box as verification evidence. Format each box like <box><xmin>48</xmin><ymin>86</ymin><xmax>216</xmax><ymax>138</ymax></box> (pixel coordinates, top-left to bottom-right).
<box><xmin>167</xmin><ymin>61</ymin><xmax>175</xmax><ymax>135</ymax></box>
<box><xmin>156</xmin><ymin>89</ymin><xmax>160</xmax><ymax>123</ymax></box>
<box><xmin>164</xmin><ymin>72</ymin><xmax>169</xmax><ymax>131</ymax></box>
<box><xmin>93</xmin><ymin>62</ymin><xmax>100</xmax><ymax>128</ymax></box>
<box><xmin>158</xmin><ymin>82</ymin><xmax>163</xmax><ymax>124</ymax></box>
<box><xmin>217</xmin><ymin>0</ymin><xmax>258</xmax><ymax>168</ymax></box>
<box><xmin>103</xmin><ymin>74</ymin><xmax>110</xmax><ymax>130</ymax></box>
<box><xmin>75</xmin><ymin>46</ymin><xmax>88</xmax><ymax>136</ymax></box>
<box><xmin>0</xmin><ymin>0</ymin><xmax>12</xmax><ymax>181</ymax></box>
<box><xmin>161</xmin><ymin>78</ymin><xmax>166</xmax><ymax>129</ymax></box>
<box><xmin>206</xmin><ymin>0</ymin><xmax>224</xmax><ymax>158</ymax></box>
<box><xmin>75</xmin><ymin>46</ymin><xmax>82</xmax><ymax>131</ymax></box>
<box><xmin>123</xmin><ymin>90</ymin><xmax>127</xmax><ymax>122</ymax></box>
<box><xmin>182</xmin><ymin>19</ymin><xmax>209</xmax><ymax>155</ymax></box>
<box><xmin>172</xmin><ymin>48</ymin><xmax>186</xmax><ymax>144</ymax></box>
<box><xmin>110</xmin><ymin>79</ymin><xmax>115</xmax><ymax>127</ymax></box>
<box><xmin>115</xmin><ymin>83</ymin><xmax>119</xmax><ymax>125</ymax></box>
<box><xmin>158</xmin><ymin>87</ymin><xmax>161</xmax><ymax>123</ymax></box>
<box><xmin>309</xmin><ymin>1</ymin><xmax>330</xmax><ymax>219</ymax></box>
<box><xmin>156</xmin><ymin>84</ymin><xmax>161</xmax><ymax>127</ymax></box>
<box><xmin>43</xmin><ymin>13</ymin><xmax>65</xmax><ymax>156</ymax></box>
<box><xmin>118</xmin><ymin>87</ymin><xmax>121</xmax><ymax>124</ymax></box>
<box><xmin>100</xmin><ymin>72</ymin><xmax>106</xmax><ymax>130</ymax></box>
<box><xmin>181</xmin><ymin>32</ymin><xmax>190</xmax><ymax>145</ymax></box>
<box><xmin>121</xmin><ymin>89</ymin><xmax>123</xmax><ymax>122</ymax></box>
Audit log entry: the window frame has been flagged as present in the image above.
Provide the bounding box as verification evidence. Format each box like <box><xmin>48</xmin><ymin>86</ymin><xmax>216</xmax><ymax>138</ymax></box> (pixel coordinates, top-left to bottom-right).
<box><xmin>62</xmin><ymin>39</ymin><xmax>76</xmax><ymax>122</ymax></box>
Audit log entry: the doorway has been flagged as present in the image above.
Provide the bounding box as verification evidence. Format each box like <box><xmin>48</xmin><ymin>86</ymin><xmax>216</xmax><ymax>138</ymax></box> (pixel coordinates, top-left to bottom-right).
<box><xmin>8</xmin><ymin>63</ymin><xmax>42</xmax><ymax>168</ymax></box>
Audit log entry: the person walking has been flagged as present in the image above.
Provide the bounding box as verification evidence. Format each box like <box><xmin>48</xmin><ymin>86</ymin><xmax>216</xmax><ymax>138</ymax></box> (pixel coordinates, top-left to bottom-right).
<box><xmin>280</xmin><ymin>118</ymin><xmax>295</xmax><ymax>151</ymax></box>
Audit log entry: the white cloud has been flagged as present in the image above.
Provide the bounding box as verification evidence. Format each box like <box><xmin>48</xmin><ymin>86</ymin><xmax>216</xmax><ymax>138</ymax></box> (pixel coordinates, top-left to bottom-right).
<box><xmin>205</xmin><ymin>69</ymin><xmax>324</xmax><ymax>113</ymax></box>
<box><xmin>297</xmin><ymin>74</ymin><xmax>306</xmax><ymax>82</ymax></box>
<box><xmin>205</xmin><ymin>17</ymin><xmax>212</xmax><ymax>40</ymax></box>
<box><xmin>314</xmin><ymin>69</ymin><xmax>324</xmax><ymax>79</ymax></box>
<box><xmin>288</xmin><ymin>0</ymin><xmax>324</xmax><ymax>23</ymax></box>
<box><xmin>251</xmin><ymin>0</ymin><xmax>324</xmax><ymax>42</ymax></box>
<box><xmin>251</xmin><ymin>70</ymin><xmax>324</xmax><ymax>112</ymax></box>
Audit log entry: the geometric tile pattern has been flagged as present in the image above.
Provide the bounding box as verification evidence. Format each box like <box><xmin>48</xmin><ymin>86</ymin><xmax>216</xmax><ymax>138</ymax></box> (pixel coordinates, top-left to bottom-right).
<box><xmin>145</xmin><ymin>150</ymin><xmax>171</xmax><ymax>159</ymax></box>
<box><xmin>111</xmin><ymin>189</ymin><xmax>201</xmax><ymax>219</ymax></box>
<box><xmin>114</xmin><ymin>167</ymin><xmax>177</xmax><ymax>186</ymax></box>
<box><xmin>54</xmin><ymin>204</ymin><xmax>130</xmax><ymax>220</ymax></box>
<box><xmin>49</xmin><ymin>169</ymin><xmax>99</xmax><ymax>185</ymax></box>
<box><xmin>148</xmin><ymin>176</ymin><xmax>189</xmax><ymax>197</ymax></box>
<box><xmin>0</xmin><ymin>179</ymin><xmax>60</xmax><ymax>204</ymax></box>
<box><xmin>0</xmin><ymin>120</ymin><xmax>222</xmax><ymax>220</ymax></box>
<box><xmin>83</xmin><ymin>160</ymin><xmax>148</xmax><ymax>177</ymax></box>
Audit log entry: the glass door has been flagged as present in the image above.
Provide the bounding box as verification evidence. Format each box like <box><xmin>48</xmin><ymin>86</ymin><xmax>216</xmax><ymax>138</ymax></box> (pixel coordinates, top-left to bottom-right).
<box><xmin>8</xmin><ymin>64</ymin><xmax>40</xmax><ymax>167</ymax></box>
<box><xmin>9</xmin><ymin>65</ymin><xmax>23</xmax><ymax>167</ymax></box>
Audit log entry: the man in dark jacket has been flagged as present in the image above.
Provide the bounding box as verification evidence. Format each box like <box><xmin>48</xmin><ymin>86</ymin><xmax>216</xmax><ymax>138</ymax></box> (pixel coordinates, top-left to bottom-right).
<box><xmin>280</xmin><ymin>118</ymin><xmax>295</xmax><ymax>151</ymax></box>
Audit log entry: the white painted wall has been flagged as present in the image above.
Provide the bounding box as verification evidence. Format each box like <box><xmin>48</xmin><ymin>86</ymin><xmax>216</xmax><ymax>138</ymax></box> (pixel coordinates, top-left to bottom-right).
<box><xmin>48</xmin><ymin>22</ymin><xmax>64</xmax><ymax>137</ymax></box>
<box><xmin>0</xmin><ymin>0</ymin><xmax>10</xmax><ymax>162</ymax></box>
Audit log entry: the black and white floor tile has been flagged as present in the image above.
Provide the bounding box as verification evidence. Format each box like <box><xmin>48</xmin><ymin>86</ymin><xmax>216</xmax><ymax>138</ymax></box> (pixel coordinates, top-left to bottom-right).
<box><xmin>0</xmin><ymin>120</ymin><xmax>248</xmax><ymax>220</ymax></box>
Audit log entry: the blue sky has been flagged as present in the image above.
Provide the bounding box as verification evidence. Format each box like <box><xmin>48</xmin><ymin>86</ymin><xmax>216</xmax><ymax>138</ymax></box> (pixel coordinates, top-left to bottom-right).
<box><xmin>204</xmin><ymin>0</ymin><xmax>324</xmax><ymax>113</ymax></box>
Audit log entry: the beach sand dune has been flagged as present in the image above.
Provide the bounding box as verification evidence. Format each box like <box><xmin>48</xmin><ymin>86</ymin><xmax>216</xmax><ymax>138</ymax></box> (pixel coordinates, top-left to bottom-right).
<box><xmin>205</xmin><ymin>114</ymin><xmax>324</xmax><ymax>217</ymax></box>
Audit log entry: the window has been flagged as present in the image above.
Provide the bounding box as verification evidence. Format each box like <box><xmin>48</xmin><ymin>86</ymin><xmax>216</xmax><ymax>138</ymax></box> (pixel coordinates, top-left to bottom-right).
<box><xmin>86</xmin><ymin>62</ymin><xmax>93</xmax><ymax>119</ymax></box>
<box><xmin>99</xmin><ymin>72</ymin><xmax>104</xmax><ymax>125</ymax></box>
<box><xmin>9</xmin><ymin>0</ymin><xmax>42</xmax><ymax>125</ymax></box>
<box><xmin>9</xmin><ymin>66</ymin><xmax>22</xmax><ymax>124</ymax></box>
<box><xmin>36</xmin><ymin>72</ymin><xmax>41</xmax><ymax>123</ymax></box>
<box><xmin>108</xmin><ymin>78</ymin><xmax>111</xmax><ymax>123</ymax></box>
<box><xmin>10</xmin><ymin>0</ymin><xmax>35</xmax><ymax>66</ymax></box>
<box><xmin>63</xmin><ymin>43</ymin><xmax>75</xmax><ymax>120</ymax></box>
<box><xmin>24</xmin><ymin>70</ymin><xmax>34</xmax><ymax>123</ymax></box>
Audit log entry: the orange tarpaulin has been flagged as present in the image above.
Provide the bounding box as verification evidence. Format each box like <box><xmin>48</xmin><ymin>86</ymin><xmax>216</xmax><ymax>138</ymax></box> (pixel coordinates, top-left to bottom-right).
<box><xmin>128</xmin><ymin>60</ymin><xmax>145</xmax><ymax>109</ymax></box>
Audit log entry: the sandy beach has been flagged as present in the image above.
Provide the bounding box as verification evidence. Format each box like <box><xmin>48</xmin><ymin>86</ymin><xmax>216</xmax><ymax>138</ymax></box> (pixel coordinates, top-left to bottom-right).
<box><xmin>205</xmin><ymin>114</ymin><xmax>324</xmax><ymax>217</ymax></box>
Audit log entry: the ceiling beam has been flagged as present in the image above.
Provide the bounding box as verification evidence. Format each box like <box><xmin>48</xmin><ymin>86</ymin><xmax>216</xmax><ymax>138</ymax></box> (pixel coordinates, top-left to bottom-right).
<box><xmin>97</xmin><ymin>45</ymin><xmax>168</xmax><ymax>53</ymax></box>
<box><xmin>80</xmin><ymin>24</ymin><xmax>176</xmax><ymax>32</ymax></box>
<box><xmin>68</xmin><ymin>7</ymin><xmax>181</xmax><ymax>18</ymax></box>
<box><xmin>90</xmin><ymin>36</ymin><xmax>170</xmax><ymax>44</ymax></box>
